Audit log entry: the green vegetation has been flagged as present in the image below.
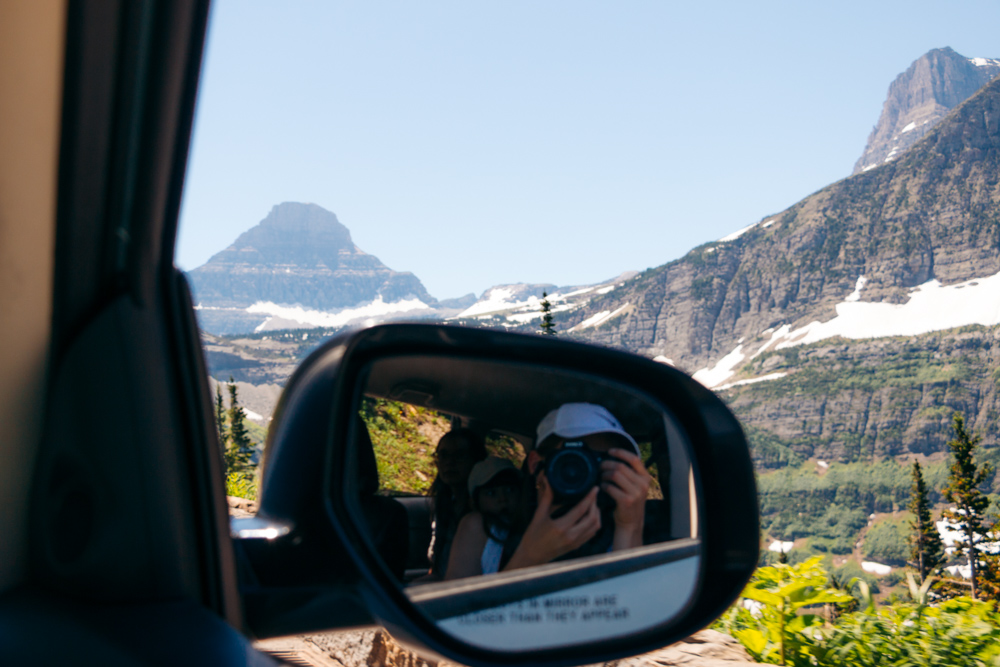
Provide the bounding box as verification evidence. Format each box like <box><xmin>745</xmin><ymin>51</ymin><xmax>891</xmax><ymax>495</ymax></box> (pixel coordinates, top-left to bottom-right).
<box><xmin>830</xmin><ymin>560</ymin><xmax>880</xmax><ymax>600</ymax></box>
<box><xmin>225</xmin><ymin>471</ymin><xmax>258</xmax><ymax>500</ymax></box>
<box><xmin>539</xmin><ymin>291</ymin><xmax>555</xmax><ymax>335</ymax></box>
<box><xmin>742</xmin><ymin>345</ymin><xmax>977</xmax><ymax>397</ymax></box>
<box><xmin>909</xmin><ymin>460</ymin><xmax>945</xmax><ymax>582</ymax></box>
<box><xmin>744</xmin><ymin>426</ymin><xmax>803</xmax><ymax>470</ymax></box>
<box><xmin>720</xmin><ymin>558</ymin><xmax>1000</xmax><ymax>666</ymax></box>
<box><xmin>359</xmin><ymin>398</ymin><xmax>526</xmax><ymax>495</ymax></box>
<box><xmin>758</xmin><ymin>459</ymin><xmax>949</xmax><ymax>545</ymax></box>
<box><xmin>826</xmin><ymin>596</ymin><xmax>1000</xmax><ymax>667</ymax></box>
<box><xmin>718</xmin><ymin>556</ymin><xmax>853</xmax><ymax>666</ymax></box>
<box><xmin>215</xmin><ymin>384</ymin><xmax>228</xmax><ymax>449</ymax></box>
<box><xmin>690</xmin><ymin>276</ymin><xmax>714</xmax><ymax>301</ymax></box>
<box><xmin>226</xmin><ymin>379</ymin><xmax>254</xmax><ymax>473</ymax></box>
<box><xmin>360</xmin><ymin>398</ymin><xmax>447</xmax><ymax>494</ymax></box>
<box><xmin>943</xmin><ymin>412</ymin><xmax>995</xmax><ymax>600</ymax></box>
<box><xmin>862</xmin><ymin>515</ymin><xmax>909</xmax><ymax>566</ymax></box>
<box><xmin>214</xmin><ymin>377</ymin><xmax>260</xmax><ymax>501</ymax></box>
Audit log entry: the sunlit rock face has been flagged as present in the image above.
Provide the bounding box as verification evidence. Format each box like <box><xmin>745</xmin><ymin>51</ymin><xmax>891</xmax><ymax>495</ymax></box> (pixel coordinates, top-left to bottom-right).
<box><xmin>558</xmin><ymin>73</ymin><xmax>1000</xmax><ymax>462</ymax></box>
<box><xmin>853</xmin><ymin>47</ymin><xmax>1000</xmax><ymax>174</ymax></box>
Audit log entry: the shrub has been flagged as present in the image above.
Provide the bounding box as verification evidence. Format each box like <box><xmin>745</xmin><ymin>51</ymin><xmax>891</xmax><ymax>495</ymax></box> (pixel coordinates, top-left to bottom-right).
<box><xmin>831</xmin><ymin>561</ymin><xmax>880</xmax><ymax>597</ymax></box>
<box><xmin>824</xmin><ymin>597</ymin><xmax>1000</xmax><ymax>666</ymax></box>
<box><xmin>862</xmin><ymin>518</ymin><xmax>909</xmax><ymax>566</ymax></box>
<box><xmin>717</xmin><ymin>556</ymin><xmax>853</xmax><ymax>666</ymax></box>
<box><xmin>721</xmin><ymin>558</ymin><xmax>1000</xmax><ymax>666</ymax></box>
<box><xmin>226</xmin><ymin>471</ymin><xmax>258</xmax><ymax>501</ymax></box>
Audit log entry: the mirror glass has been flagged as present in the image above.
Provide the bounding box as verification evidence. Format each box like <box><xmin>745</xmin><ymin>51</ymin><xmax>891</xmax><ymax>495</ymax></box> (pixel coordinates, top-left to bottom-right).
<box><xmin>343</xmin><ymin>355</ymin><xmax>702</xmax><ymax>652</ymax></box>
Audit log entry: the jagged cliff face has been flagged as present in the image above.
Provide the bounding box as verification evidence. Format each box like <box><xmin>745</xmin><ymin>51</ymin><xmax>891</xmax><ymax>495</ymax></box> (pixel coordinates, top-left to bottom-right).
<box><xmin>853</xmin><ymin>47</ymin><xmax>1000</xmax><ymax>174</ymax></box>
<box><xmin>568</xmin><ymin>74</ymin><xmax>1000</xmax><ymax>380</ymax></box>
<box><xmin>188</xmin><ymin>202</ymin><xmax>435</xmax><ymax>334</ymax></box>
<box><xmin>728</xmin><ymin>325</ymin><xmax>1000</xmax><ymax>466</ymax></box>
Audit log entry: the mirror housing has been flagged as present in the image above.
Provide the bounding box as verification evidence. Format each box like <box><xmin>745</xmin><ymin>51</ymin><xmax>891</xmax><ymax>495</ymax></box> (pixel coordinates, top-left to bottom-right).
<box><xmin>237</xmin><ymin>324</ymin><xmax>758</xmax><ymax>666</ymax></box>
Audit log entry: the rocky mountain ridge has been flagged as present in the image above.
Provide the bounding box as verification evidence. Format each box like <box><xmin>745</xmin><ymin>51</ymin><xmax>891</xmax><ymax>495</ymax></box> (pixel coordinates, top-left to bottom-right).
<box><xmin>195</xmin><ymin>50</ymin><xmax>1000</xmax><ymax>470</ymax></box>
<box><xmin>188</xmin><ymin>201</ymin><xmax>626</xmax><ymax>335</ymax></box>
<box><xmin>566</xmin><ymin>73</ymin><xmax>1000</xmax><ymax>385</ymax></box>
<box><xmin>853</xmin><ymin>47</ymin><xmax>1000</xmax><ymax>174</ymax></box>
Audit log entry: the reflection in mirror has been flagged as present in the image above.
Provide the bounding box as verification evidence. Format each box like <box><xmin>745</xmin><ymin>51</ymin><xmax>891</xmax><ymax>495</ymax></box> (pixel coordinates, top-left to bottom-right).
<box><xmin>343</xmin><ymin>355</ymin><xmax>701</xmax><ymax>652</ymax></box>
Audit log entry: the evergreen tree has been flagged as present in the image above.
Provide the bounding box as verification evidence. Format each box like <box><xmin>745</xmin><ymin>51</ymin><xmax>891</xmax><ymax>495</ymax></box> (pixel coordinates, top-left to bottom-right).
<box><xmin>539</xmin><ymin>291</ymin><xmax>556</xmax><ymax>335</ymax></box>
<box><xmin>908</xmin><ymin>460</ymin><xmax>944</xmax><ymax>583</ymax></box>
<box><xmin>977</xmin><ymin>543</ymin><xmax>1000</xmax><ymax>604</ymax></box>
<box><xmin>942</xmin><ymin>412</ymin><xmax>994</xmax><ymax>600</ymax></box>
<box><xmin>226</xmin><ymin>377</ymin><xmax>253</xmax><ymax>475</ymax></box>
<box><xmin>215</xmin><ymin>382</ymin><xmax>228</xmax><ymax>450</ymax></box>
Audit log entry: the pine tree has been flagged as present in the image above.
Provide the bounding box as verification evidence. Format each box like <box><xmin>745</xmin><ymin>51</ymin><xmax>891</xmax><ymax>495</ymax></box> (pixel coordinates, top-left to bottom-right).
<box><xmin>942</xmin><ymin>412</ymin><xmax>994</xmax><ymax>600</ymax></box>
<box><xmin>539</xmin><ymin>291</ymin><xmax>555</xmax><ymax>335</ymax></box>
<box><xmin>977</xmin><ymin>545</ymin><xmax>1000</xmax><ymax>604</ymax></box>
<box><xmin>908</xmin><ymin>460</ymin><xmax>944</xmax><ymax>583</ymax></box>
<box><xmin>226</xmin><ymin>377</ymin><xmax>253</xmax><ymax>475</ymax></box>
<box><xmin>215</xmin><ymin>382</ymin><xmax>229</xmax><ymax>450</ymax></box>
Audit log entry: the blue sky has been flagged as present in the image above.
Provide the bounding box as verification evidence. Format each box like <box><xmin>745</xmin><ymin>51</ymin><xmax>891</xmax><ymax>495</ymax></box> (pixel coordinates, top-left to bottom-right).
<box><xmin>176</xmin><ymin>1</ymin><xmax>1000</xmax><ymax>300</ymax></box>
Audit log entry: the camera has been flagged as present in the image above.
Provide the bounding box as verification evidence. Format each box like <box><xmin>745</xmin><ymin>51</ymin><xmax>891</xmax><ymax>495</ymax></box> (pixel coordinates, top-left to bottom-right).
<box><xmin>544</xmin><ymin>441</ymin><xmax>620</xmax><ymax>505</ymax></box>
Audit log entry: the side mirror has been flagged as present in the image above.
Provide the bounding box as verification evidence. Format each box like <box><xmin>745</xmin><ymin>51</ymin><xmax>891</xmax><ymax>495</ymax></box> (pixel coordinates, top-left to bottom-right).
<box><xmin>235</xmin><ymin>324</ymin><xmax>758</xmax><ymax>666</ymax></box>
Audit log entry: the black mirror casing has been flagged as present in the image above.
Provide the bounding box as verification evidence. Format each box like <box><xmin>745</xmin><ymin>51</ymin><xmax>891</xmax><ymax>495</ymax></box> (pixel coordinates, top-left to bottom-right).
<box><xmin>243</xmin><ymin>324</ymin><xmax>758</xmax><ymax>665</ymax></box>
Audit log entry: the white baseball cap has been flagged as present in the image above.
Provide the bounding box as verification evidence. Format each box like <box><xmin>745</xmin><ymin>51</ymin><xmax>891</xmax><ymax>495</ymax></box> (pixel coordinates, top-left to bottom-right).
<box><xmin>535</xmin><ymin>403</ymin><xmax>640</xmax><ymax>455</ymax></box>
<box><xmin>468</xmin><ymin>456</ymin><xmax>521</xmax><ymax>497</ymax></box>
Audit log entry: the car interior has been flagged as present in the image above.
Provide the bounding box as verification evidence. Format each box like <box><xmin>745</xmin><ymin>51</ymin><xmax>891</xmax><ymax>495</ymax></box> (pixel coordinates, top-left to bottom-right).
<box><xmin>348</xmin><ymin>354</ymin><xmax>698</xmax><ymax>586</ymax></box>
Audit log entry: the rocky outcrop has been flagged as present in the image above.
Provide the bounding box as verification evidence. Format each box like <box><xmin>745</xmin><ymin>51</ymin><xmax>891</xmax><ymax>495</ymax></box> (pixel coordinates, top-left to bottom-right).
<box><xmin>853</xmin><ymin>47</ymin><xmax>1000</xmax><ymax>174</ymax></box>
<box><xmin>254</xmin><ymin>629</ymin><xmax>762</xmax><ymax>667</ymax></box>
<box><xmin>610</xmin><ymin>630</ymin><xmax>759</xmax><ymax>666</ymax></box>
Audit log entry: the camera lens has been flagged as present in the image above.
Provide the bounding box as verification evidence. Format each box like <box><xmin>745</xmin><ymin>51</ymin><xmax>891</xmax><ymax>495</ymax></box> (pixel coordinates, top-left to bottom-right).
<box><xmin>546</xmin><ymin>449</ymin><xmax>598</xmax><ymax>499</ymax></box>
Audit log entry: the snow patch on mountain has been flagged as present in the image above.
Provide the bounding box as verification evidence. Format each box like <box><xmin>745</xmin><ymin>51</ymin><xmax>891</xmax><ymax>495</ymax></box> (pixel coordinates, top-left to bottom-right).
<box><xmin>453</xmin><ymin>273</ymin><xmax>637</xmax><ymax>325</ymax></box>
<box><xmin>845</xmin><ymin>275</ymin><xmax>868</xmax><ymax>302</ymax></box>
<box><xmin>768</xmin><ymin>540</ymin><xmax>793</xmax><ymax>553</ymax></box>
<box><xmin>458</xmin><ymin>287</ymin><xmax>537</xmax><ymax>318</ymax></box>
<box><xmin>247</xmin><ymin>296</ymin><xmax>430</xmax><ymax>331</ymax></box>
<box><xmin>719</xmin><ymin>221</ymin><xmax>760</xmax><ymax>242</ymax></box>
<box><xmin>862</xmin><ymin>561</ymin><xmax>892</xmax><ymax>576</ymax></box>
<box><xmin>774</xmin><ymin>272</ymin><xmax>1000</xmax><ymax>347</ymax></box>
<box><xmin>715</xmin><ymin>373</ymin><xmax>788</xmax><ymax>391</ymax></box>
<box><xmin>696</xmin><ymin>271</ymin><xmax>1000</xmax><ymax>389</ymax></box>
<box><xmin>692</xmin><ymin>345</ymin><xmax>745</xmax><ymax>387</ymax></box>
<box><xmin>570</xmin><ymin>303</ymin><xmax>630</xmax><ymax>331</ymax></box>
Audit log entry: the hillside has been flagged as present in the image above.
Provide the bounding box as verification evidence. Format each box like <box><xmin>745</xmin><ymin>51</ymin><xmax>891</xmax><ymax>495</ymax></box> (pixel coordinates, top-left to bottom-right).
<box><xmin>726</xmin><ymin>325</ymin><xmax>1000</xmax><ymax>466</ymax></box>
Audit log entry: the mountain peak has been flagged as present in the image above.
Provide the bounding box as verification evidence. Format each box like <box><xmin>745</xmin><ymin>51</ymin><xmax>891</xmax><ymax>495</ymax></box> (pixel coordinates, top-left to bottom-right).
<box><xmin>188</xmin><ymin>203</ymin><xmax>434</xmax><ymax>331</ymax></box>
<box><xmin>853</xmin><ymin>47</ymin><xmax>1000</xmax><ymax>174</ymax></box>
<box><xmin>207</xmin><ymin>202</ymin><xmax>354</xmax><ymax>267</ymax></box>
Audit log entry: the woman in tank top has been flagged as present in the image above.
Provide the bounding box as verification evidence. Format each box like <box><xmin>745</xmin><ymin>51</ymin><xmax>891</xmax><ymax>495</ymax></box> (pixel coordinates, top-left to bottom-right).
<box><xmin>444</xmin><ymin>457</ymin><xmax>522</xmax><ymax>580</ymax></box>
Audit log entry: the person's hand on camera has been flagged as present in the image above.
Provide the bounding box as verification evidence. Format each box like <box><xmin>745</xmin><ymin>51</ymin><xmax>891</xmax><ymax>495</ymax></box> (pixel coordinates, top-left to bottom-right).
<box><xmin>503</xmin><ymin>471</ymin><xmax>601</xmax><ymax>571</ymax></box>
<box><xmin>601</xmin><ymin>448</ymin><xmax>651</xmax><ymax>550</ymax></box>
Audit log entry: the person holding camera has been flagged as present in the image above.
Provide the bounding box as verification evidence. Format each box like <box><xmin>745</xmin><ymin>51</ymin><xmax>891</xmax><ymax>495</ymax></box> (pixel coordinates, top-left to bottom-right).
<box><xmin>501</xmin><ymin>403</ymin><xmax>652</xmax><ymax>572</ymax></box>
